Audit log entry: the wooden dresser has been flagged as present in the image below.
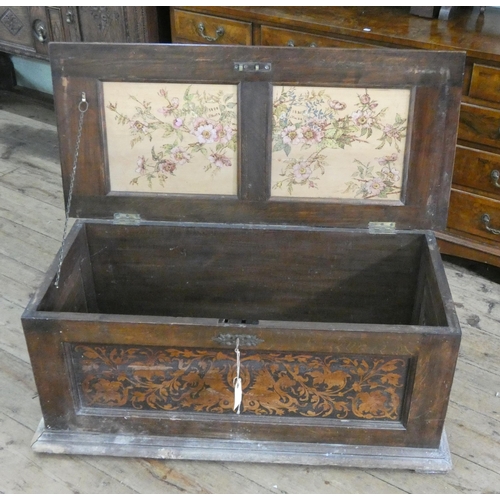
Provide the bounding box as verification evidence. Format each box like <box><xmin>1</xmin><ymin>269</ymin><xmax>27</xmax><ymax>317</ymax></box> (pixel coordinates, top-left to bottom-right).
<box><xmin>171</xmin><ymin>6</ymin><xmax>500</xmax><ymax>266</ymax></box>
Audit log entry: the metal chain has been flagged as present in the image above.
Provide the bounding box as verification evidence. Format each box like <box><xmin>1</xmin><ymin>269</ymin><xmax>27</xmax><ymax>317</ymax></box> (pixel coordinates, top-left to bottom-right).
<box><xmin>55</xmin><ymin>93</ymin><xmax>88</xmax><ymax>288</ymax></box>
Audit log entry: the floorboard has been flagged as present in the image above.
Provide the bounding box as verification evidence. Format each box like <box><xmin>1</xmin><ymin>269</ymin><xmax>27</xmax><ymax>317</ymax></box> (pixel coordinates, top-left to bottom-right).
<box><xmin>0</xmin><ymin>90</ymin><xmax>499</xmax><ymax>494</ymax></box>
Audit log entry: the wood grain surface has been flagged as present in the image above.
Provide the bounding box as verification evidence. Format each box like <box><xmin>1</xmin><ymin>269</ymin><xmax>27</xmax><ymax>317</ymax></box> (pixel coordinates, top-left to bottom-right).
<box><xmin>1</xmin><ymin>91</ymin><xmax>499</xmax><ymax>493</ymax></box>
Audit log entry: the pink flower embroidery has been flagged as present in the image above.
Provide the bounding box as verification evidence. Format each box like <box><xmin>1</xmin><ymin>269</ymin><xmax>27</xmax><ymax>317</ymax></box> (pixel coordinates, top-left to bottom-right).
<box><xmin>191</xmin><ymin>118</ymin><xmax>219</xmax><ymax>144</ymax></box>
<box><xmin>135</xmin><ymin>156</ymin><xmax>146</xmax><ymax>174</ymax></box>
<box><xmin>282</xmin><ymin>125</ymin><xmax>303</xmax><ymax>145</ymax></box>
<box><xmin>377</xmin><ymin>153</ymin><xmax>398</xmax><ymax>165</ymax></box>
<box><xmin>364</xmin><ymin>177</ymin><xmax>385</xmax><ymax>196</ymax></box>
<box><xmin>381</xmin><ymin>166</ymin><xmax>400</xmax><ymax>183</ymax></box>
<box><xmin>359</xmin><ymin>93</ymin><xmax>371</xmax><ymax>104</ymax></box>
<box><xmin>170</xmin><ymin>146</ymin><xmax>191</xmax><ymax>165</ymax></box>
<box><xmin>351</xmin><ymin>110</ymin><xmax>375</xmax><ymax>127</ymax></box>
<box><xmin>130</xmin><ymin>120</ymin><xmax>149</xmax><ymax>134</ymax></box>
<box><xmin>300</xmin><ymin>125</ymin><xmax>324</xmax><ymax>145</ymax></box>
<box><xmin>328</xmin><ymin>100</ymin><xmax>347</xmax><ymax>111</ymax></box>
<box><xmin>173</xmin><ymin>117</ymin><xmax>184</xmax><ymax>129</ymax></box>
<box><xmin>195</xmin><ymin>124</ymin><xmax>217</xmax><ymax>144</ymax></box>
<box><xmin>383</xmin><ymin>124</ymin><xmax>402</xmax><ymax>140</ymax></box>
<box><xmin>158</xmin><ymin>97</ymin><xmax>179</xmax><ymax>116</ymax></box>
<box><xmin>216</xmin><ymin>125</ymin><xmax>233</xmax><ymax>144</ymax></box>
<box><xmin>293</xmin><ymin>162</ymin><xmax>313</xmax><ymax>182</ymax></box>
<box><xmin>158</xmin><ymin>160</ymin><xmax>177</xmax><ymax>174</ymax></box>
<box><xmin>209</xmin><ymin>152</ymin><xmax>232</xmax><ymax>169</ymax></box>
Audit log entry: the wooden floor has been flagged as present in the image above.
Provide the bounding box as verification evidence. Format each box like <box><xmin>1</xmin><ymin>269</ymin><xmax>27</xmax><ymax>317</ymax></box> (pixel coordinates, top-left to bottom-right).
<box><xmin>0</xmin><ymin>90</ymin><xmax>499</xmax><ymax>494</ymax></box>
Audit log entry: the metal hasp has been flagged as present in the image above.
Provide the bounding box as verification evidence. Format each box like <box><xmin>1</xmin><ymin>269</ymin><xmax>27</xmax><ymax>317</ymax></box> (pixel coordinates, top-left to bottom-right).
<box><xmin>234</xmin><ymin>62</ymin><xmax>272</xmax><ymax>72</ymax></box>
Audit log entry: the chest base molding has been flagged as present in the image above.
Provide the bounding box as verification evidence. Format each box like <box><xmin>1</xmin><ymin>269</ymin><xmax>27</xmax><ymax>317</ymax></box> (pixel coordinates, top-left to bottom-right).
<box><xmin>32</xmin><ymin>419</ymin><xmax>451</xmax><ymax>473</ymax></box>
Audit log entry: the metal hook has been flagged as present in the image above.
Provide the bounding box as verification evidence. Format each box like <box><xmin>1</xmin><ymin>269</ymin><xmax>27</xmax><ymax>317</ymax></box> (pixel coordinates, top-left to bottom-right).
<box><xmin>78</xmin><ymin>92</ymin><xmax>89</xmax><ymax>112</ymax></box>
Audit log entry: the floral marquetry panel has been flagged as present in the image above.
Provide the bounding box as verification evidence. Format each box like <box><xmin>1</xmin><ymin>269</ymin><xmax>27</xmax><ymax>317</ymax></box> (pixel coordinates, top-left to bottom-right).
<box><xmin>271</xmin><ymin>86</ymin><xmax>411</xmax><ymax>200</ymax></box>
<box><xmin>70</xmin><ymin>344</ymin><xmax>410</xmax><ymax>421</ymax></box>
<box><xmin>103</xmin><ymin>82</ymin><xmax>238</xmax><ymax>195</ymax></box>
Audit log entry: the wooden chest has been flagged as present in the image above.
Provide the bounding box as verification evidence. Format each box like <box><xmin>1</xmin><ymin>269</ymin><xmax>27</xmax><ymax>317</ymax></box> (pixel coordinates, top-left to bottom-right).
<box><xmin>22</xmin><ymin>44</ymin><xmax>464</xmax><ymax>472</ymax></box>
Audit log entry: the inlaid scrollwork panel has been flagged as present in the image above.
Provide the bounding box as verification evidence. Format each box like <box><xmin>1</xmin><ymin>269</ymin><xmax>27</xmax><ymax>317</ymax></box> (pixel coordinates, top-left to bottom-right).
<box><xmin>70</xmin><ymin>344</ymin><xmax>409</xmax><ymax>421</ymax></box>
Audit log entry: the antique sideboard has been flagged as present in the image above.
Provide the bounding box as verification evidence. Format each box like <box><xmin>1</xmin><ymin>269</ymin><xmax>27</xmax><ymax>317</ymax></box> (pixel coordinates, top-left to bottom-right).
<box><xmin>171</xmin><ymin>6</ymin><xmax>500</xmax><ymax>267</ymax></box>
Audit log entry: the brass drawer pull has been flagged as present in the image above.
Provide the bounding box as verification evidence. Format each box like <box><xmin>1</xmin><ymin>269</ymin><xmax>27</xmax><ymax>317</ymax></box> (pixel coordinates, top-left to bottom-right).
<box><xmin>482</xmin><ymin>213</ymin><xmax>500</xmax><ymax>235</ymax></box>
<box><xmin>287</xmin><ymin>39</ymin><xmax>317</xmax><ymax>47</ymax></box>
<box><xmin>491</xmin><ymin>169</ymin><xmax>500</xmax><ymax>188</ymax></box>
<box><xmin>197</xmin><ymin>22</ymin><xmax>225</xmax><ymax>42</ymax></box>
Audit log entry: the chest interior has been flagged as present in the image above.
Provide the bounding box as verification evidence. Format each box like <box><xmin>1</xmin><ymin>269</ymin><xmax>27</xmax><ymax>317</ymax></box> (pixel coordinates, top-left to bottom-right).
<box><xmin>39</xmin><ymin>222</ymin><xmax>447</xmax><ymax>328</ymax></box>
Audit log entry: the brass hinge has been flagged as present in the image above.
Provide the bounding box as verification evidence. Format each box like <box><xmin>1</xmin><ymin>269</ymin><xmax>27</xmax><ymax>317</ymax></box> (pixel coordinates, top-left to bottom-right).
<box><xmin>368</xmin><ymin>222</ymin><xmax>396</xmax><ymax>234</ymax></box>
<box><xmin>113</xmin><ymin>213</ymin><xmax>141</xmax><ymax>225</ymax></box>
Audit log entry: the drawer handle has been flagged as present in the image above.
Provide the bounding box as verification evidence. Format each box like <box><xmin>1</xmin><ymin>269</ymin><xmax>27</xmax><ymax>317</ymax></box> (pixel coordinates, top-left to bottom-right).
<box><xmin>32</xmin><ymin>19</ymin><xmax>48</xmax><ymax>43</ymax></box>
<box><xmin>197</xmin><ymin>22</ymin><xmax>225</xmax><ymax>42</ymax></box>
<box><xmin>482</xmin><ymin>213</ymin><xmax>500</xmax><ymax>235</ymax></box>
<box><xmin>287</xmin><ymin>40</ymin><xmax>317</xmax><ymax>47</ymax></box>
<box><xmin>491</xmin><ymin>170</ymin><xmax>500</xmax><ymax>188</ymax></box>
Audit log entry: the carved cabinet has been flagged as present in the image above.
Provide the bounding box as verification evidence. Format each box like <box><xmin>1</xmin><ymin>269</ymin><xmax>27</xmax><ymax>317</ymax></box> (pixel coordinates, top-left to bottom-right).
<box><xmin>0</xmin><ymin>6</ymin><xmax>159</xmax><ymax>60</ymax></box>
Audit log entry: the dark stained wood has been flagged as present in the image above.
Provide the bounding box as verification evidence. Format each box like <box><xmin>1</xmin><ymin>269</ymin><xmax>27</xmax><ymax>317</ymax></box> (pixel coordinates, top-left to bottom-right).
<box><xmin>172</xmin><ymin>6</ymin><xmax>500</xmax><ymax>63</ymax></box>
<box><xmin>21</xmin><ymin>317</ymin><xmax>77</xmax><ymax>430</ymax></box>
<box><xmin>171</xmin><ymin>6</ymin><xmax>500</xmax><ymax>267</ymax></box>
<box><xmin>50</xmin><ymin>43</ymin><xmax>464</xmax><ymax>231</ymax></box>
<box><xmin>54</xmin><ymin>223</ymin><xmax>429</xmax><ymax>325</ymax></box>
<box><xmin>260</xmin><ymin>26</ymin><xmax>378</xmax><ymax>49</ymax></box>
<box><xmin>21</xmin><ymin>42</ymin><xmax>463</xmax><ymax>468</ymax></box>
<box><xmin>22</xmin><ymin>218</ymin><xmax>460</xmax><ymax>451</ymax></box>
<box><xmin>22</xmin><ymin>310</ymin><xmax>458</xmax><ymax>449</ymax></box>
<box><xmin>0</xmin><ymin>6</ymin><xmax>160</xmax><ymax>61</ymax></box>
<box><xmin>239</xmin><ymin>81</ymin><xmax>271</xmax><ymax>201</ymax></box>
<box><xmin>453</xmin><ymin>146</ymin><xmax>500</xmax><ymax>198</ymax></box>
<box><xmin>437</xmin><ymin>230</ymin><xmax>500</xmax><ymax>267</ymax></box>
<box><xmin>469</xmin><ymin>64</ymin><xmax>500</xmax><ymax>105</ymax></box>
<box><xmin>3</xmin><ymin>89</ymin><xmax>499</xmax><ymax>489</ymax></box>
<box><xmin>447</xmin><ymin>189</ymin><xmax>500</xmax><ymax>244</ymax></box>
<box><xmin>459</xmin><ymin>104</ymin><xmax>500</xmax><ymax>150</ymax></box>
<box><xmin>171</xmin><ymin>8</ymin><xmax>252</xmax><ymax>45</ymax></box>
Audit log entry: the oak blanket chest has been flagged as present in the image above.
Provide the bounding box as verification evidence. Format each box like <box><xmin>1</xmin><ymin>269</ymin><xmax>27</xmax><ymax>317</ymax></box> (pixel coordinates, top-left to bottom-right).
<box><xmin>22</xmin><ymin>43</ymin><xmax>464</xmax><ymax>472</ymax></box>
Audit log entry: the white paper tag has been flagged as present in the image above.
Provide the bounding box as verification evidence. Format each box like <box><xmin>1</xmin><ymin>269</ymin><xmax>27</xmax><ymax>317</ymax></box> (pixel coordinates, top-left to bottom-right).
<box><xmin>233</xmin><ymin>377</ymin><xmax>242</xmax><ymax>414</ymax></box>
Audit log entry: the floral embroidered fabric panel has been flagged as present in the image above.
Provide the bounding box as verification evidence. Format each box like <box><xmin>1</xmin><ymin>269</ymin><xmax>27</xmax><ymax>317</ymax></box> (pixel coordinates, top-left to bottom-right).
<box><xmin>103</xmin><ymin>82</ymin><xmax>238</xmax><ymax>195</ymax></box>
<box><xmin>271</xmin><ymin>86</ymin><xmax>411</xmax><ymax>200</ymax></box>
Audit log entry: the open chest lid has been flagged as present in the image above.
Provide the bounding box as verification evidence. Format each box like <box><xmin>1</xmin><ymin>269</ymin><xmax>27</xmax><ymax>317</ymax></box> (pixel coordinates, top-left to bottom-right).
<box><xmin>50</xmin><ymin>43</ymin><xmax>464</xmax><ymax>230</ymax></box>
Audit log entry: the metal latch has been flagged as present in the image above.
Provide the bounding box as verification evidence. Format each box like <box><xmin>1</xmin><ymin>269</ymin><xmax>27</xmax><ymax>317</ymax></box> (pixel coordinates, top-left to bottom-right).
<box><xmin>113</xmin><ymin>213</ymin><xmax>141</xmax><ymax>225</ymax></box>
<box><xmin>368</xmin><ymin>222</ymin><xmax>396</xmax><ymax>234</ymax></box>
<box><xmin>234</xmin><ymin>62</ymin><xmax>272</xmax><ymax>72</ymax></box>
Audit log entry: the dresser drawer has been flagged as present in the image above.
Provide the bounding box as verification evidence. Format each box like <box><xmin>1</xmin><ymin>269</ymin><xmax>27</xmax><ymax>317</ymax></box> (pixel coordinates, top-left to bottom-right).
<box><xmin>453</xmin><ymin>146</ymin><xmax>500</xmax><ymax>198</ymax></box>
<box><xmin>469</xmin><ymin>64</ymin><xmax>500</xmax><ymax>105</ymax></box>
<box><xmin>260</xmin><ymin>26</ymin><xmax>377</xmax><ymax>48</ymax></box>
<box><xmin>172</xmin><ymin>9</ymin><xmax>252</xmax><ymax>45</ymax></box>
<box><xmin>448</xmin><ymin>189</ymin><xmax>500</xmax><ymax>243</ymax></box>
<box><xmin>459</xmin><ymin>103</ymin><xmax>500</xmax><ymax>149</ymax></box>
